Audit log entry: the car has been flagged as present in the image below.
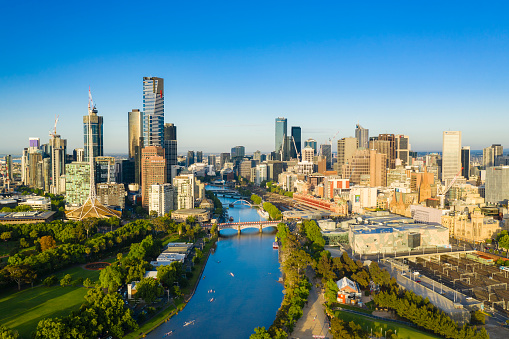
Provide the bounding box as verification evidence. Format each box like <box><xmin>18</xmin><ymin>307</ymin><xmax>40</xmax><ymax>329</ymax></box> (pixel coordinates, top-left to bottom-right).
<box><xmin>415</xmin><ymin>280</ymin><xmax>421</xmax><ymax>283</ymax></box>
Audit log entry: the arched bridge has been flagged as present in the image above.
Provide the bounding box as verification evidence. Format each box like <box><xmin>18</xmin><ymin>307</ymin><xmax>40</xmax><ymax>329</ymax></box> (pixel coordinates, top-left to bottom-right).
<box><xmin>226</xmin><ymin>199</ymin><xmax>260</xmax><ymax>207</ymax></box>
<box><xmin>202</xmin><ymin>220</ymin><xmax>281</xmax><ymax>233</ymax></box>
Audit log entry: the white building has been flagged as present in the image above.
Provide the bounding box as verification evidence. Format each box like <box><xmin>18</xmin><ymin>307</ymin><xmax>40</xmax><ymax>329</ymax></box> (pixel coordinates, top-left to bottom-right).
<box><xmin>301</xmin><ymin>146</ymin><xmax>314</xmax><ymax>163</ymax></box>
<box><xmin>442</xmin><ymin>131</ymin><xmax>462</xmax><ymax>183</ymax></box>
<box><xmin>297</xmin><ymin>161</ymin><xmax>314</xmax><ymax>175</ymax></box>
<box><xmin>173</xmin><ymin>174</ymin><xmax>194</xmax><ymax>209</ymax></box>
<box><xmin>253</xmin><ymin>164</ymin><xmax>268</xmax><ymax>186</ymax></box>
<box><xmin>149</xmin><ymin>184</ymin><xmax>174</xmax><ymax>216</ymax></box>
<box><xmin>349</xmin><ymin>186</ymin><xmax>377</xmax><ymax>214</ymax></box>
<box><xmin>19</xmin><ymin>196</ymin><xmax>52</xmax><ymax>210</ymax></box>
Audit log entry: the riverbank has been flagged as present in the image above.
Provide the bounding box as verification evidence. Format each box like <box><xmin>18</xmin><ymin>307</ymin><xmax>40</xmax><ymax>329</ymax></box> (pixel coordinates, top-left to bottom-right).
<box><xmin>125</xmin><ymin>236</ymin><xmax>218</xmax><ymax>339</ymax></box>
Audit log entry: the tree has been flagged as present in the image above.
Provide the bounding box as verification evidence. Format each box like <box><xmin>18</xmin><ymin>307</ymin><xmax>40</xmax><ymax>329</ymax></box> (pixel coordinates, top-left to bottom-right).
<box><xmin>149</xmin><ymin>210</ymin><xmax>158</xmax><ymax>218</ymax></box>
<box><xmin>60</xmin><ymin>274</ymin><xmax>72</xmax><ymax>287</ymax></box>
<box><xmin>40</xmin><ymin>235</ymin><xmax>56</xmax><ymax>251</ymax></box>
<box><xmin>250</xmin><ymin>326</ymin><xmax>271</xmax><ymax>339</ymax></box>
<box><xmin>135</xmin><ymin>277</ymin><xmax>163</xmax><ymax>303</ymax></box>
<box><xmin>83</xmin><ymin>278</ymin><xmax>94</xmax><ymax>288</ymax></box>
<box><xmin>6</xmin><ymin>264</ymin><xmax>35</xmax><ymax>290</ymax></box>
<box><xmin>99</xmin><ymin>264</ymin><xmax>124</xmax><ymax>292</ymax></box>
<box><xmin>0</xmin><ymin>326</ymin><xmax>19</xmax><ymax>339</ymax></box>
<box><xmin>19</xmin><ymin>238</ymin><xmax>29</xmax><ymax>248</ymax></box>
<box><xmin>157</xmin><ymin>264</ymin><xmax>178</xmax><ymax>289</ymax></box>
<box><xmin>211</xmin><ymin>223</ymin><xmax>218</xmax><ymax>238</ymax></box>
<box><xmin>0</xmin><ymin>232</ymin><xmax>12</xmax><ymax>241</ymax></box>
<box><xmin>43</xmin><ymin>275</ymin><xmax>58</xmax><ymax>287</ymax></box>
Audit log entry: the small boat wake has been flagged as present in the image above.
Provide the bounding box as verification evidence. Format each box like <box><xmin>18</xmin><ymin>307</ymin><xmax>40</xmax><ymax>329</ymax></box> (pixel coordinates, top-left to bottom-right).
<box><xmin>183</xmin><ymin>320</ymin><xmax>195</xmax><ymax>327</ymax></box>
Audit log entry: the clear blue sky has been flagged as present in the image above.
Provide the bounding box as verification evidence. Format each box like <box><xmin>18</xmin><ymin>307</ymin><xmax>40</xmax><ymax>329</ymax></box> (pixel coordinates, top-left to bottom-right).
<box><xmin>1</xmin><ymin>1</ymin><xmax>508</xmax><ymax>155</ymax></box>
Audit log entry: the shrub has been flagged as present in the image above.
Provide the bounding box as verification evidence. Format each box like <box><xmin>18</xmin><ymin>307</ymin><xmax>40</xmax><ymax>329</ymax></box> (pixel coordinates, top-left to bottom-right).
<box><xmin>43</xmin><ymin>275</ymin><xmax>58</xmax><ymax>287</ymax></box>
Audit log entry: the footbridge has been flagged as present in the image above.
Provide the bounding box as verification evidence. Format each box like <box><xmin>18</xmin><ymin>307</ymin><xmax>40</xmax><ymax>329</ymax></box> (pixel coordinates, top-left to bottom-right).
<box><xmin>226</xmin><ymin>199</ymin><xmax>260</xmax><ymax>207</ymax></box>
<box><xmin>213</xmin><ymin>190</ymin><xmax>242</xmax><ymax>199</ymax></box>
<box><xmin>202</xmin><ymin>220</ymin><xmax>280</xmax><ymax>233</ymax></box>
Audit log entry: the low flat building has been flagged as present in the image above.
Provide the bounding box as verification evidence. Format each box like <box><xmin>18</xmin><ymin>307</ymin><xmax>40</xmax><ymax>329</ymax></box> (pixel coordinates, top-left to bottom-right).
<box><xmin>19</xmin><ymin>196</ymin><xmax>51</xmax><ymax>210</ymax></box>
<box><xmin>336</xmin><ymin>277</ymin><xmax>362</xmax><ymax>304</ymax></box>
<box><xmin>0</xmin><ymin>210</ymin><xmax>56</xmax><ymax>224</ymax></box>
<box><xmin>171</xmin><ymin>208</ymin><xmax>210</xmax><ymax>223</ymax></box>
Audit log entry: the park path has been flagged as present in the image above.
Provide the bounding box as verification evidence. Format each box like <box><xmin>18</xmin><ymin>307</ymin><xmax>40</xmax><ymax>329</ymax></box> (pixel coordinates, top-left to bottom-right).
<box><xmin>291</xmin><ymin>266</ymin><xmax>332</xmax><ymax>339</ymax></box>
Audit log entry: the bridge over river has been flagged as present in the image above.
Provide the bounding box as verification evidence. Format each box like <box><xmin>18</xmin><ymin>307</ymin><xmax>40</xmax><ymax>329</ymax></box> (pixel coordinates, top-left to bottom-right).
<box><xmin>202</xmin><ymin>220</ymin><xmax>280</xmax><ymax>233</ymax></box>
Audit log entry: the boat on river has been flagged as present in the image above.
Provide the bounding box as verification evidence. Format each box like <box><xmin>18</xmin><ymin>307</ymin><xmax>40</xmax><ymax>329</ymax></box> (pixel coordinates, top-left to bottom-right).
<box><xmin>273</xmin><ymin>242</ymin><xmax>279</xmax><ymax>249</ymax></box>
<box><xmin>229</xmin><ymin>216</ymin><xmax>234</xmax><ymax>222</ymax></box>
<box><xmin>183</xmin><ymin>320</ymin><xmax>195</xmax><ymax>327</ymax></box>
<box><xmin>257</xmin><ymin>208</ymin><xmax>269</xmax><ymax>219</ymax></box>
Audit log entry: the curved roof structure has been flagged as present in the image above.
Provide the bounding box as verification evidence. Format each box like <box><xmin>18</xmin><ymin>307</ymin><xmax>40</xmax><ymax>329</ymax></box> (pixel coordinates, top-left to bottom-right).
<box><xmin>65</xmin><ymin>197</ymin><xmax>121</xmax><ymax>220</ymax></box>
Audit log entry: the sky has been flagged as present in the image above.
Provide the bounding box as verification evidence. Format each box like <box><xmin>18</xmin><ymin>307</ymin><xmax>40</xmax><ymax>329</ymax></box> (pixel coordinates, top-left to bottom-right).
<box><xmin>1</xmin><ymin>1</ymin><xmax>509</xmax><ymax>155</ymax></box>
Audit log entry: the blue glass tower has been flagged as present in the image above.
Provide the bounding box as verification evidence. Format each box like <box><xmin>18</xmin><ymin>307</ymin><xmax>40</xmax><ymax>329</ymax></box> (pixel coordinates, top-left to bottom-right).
<box><xmin>143</xmin><ymin>77</ymin><xmax>164</xmax><ymax>147</ymax></box>
<box><xmin>275</xmin><ymin>117</ymin><xmax>287</xmax><ymax>155</ymax></box>
<box><xmin>83</xmin><ymin>106</ymin><xmax>103</xmax><ymax>162</ymax></box>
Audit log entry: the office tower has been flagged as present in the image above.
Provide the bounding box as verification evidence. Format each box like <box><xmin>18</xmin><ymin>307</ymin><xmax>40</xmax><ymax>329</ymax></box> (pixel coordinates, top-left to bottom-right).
<box><xmin>72</xmin><ymin>148</ymin><xmax>84</xmax><ymax>162</ymax></box>
<box><xmin>28</xmin><ymin>151</ymin><xmax>43</xmax><ymax>188</ymax></box>
<box><xmin>141</xmin><ymin>146</ymin><xmax>166</xmax><ymax>208</ymax></box>
<box><xmin>342</xmin><ymin>149</ymin><xmax>387</xmax><ymax>187</ymax></box>
<box><xmin>83</xmin><ymin>93</ymin><xmax>103</xmax><ymax>162</ymax></box>
<box><xmin>378</xmin><ymin>134</ymin><xmax>396</xmax><ymax>169</ymax></box>
<box><xmin>266</xmin><ymin>161</ymin><xmax>285</xmax><ymax>181</ymax></box>
<box><xmin>143</xmin><ymin>77</ymin><xmax>164</xmax><ymax>147</ymax></box>
<box><xmin>21</xmin><ymin>148</ymin><xmax>29</xmax><ymax>185</ymax></box>
<box><xmin>149</xmin><ymin>184</ymin><xmax>174</xmax><ymax>216</ymax></box>
<box><xmin>317</xmin><ymin>155</ymin><xmax>327</xmax><ymax>173</ymax></box>
<box><xmin>208</xmin><ymin>155</ymin><xmax>216</xmax><ymax>168</ymax></box>
<box><xmin>253</xmin><ymin>151</ymin><xmax>261</xmax><ymax>162</ymax></box>
<box><xmin>355</xmin><ymin>124</ymin><xmax>369</xmax><ymax>149</ymax></box>
<box><xmin>96</xmin><ymin>183</ymin><xmax>127</xmax><ymax>209</ymax></box>
<box><xmin>304</xmin><ymin>138</ymin><xmax>318</xmax><ymax>155</ymax></box>
<box><xmin>49</xmin><ymin>134</ymin><xmax>67</xmax><ymax>194</ymax></box>
<box><xmin>275</xmin><ymin>117</ymin><xmax>287</xmax><ymax>156</ymax></box>
<box><xmin>173</xmin><ymin>174</ymin><xmax>194</xmax><ymax>209</ymax></box>
<box><xmin>485</xmin><ymin>167</ymin><xmax>509</xmax><ymax>204</ymax></box>
<box><xmin>231</xmin><ymin>146</ymin><xmax>245</xmax><ymax>159</ymax></box>
<box><xmin>42</xmin><ymin>158</ymin><xmax>51</xmax><ymax>192</ymax></box>
<box><xmin>186</xmin><ymin>151</ymin><xmax>195</xmax><ymax>167</ymax></box>
<box><xmin>196</xmin><ymin>151</ymin><xmax>203</xmax><ymax>163</ymax></box>
<box><xmin>395</xmin><ymin>135</ymin><xmax>410</xmax><ymax>166</ymax></box>
<box><xmin>442</xmin><ymin>131</ymin><xmax>462</xmax><ymax>182</ymax></box>
<box><xmin>492</xmin><ymin>144</ymin><xmax>503</xmax><ymax>158</ymax></box>
<box><xmin>461</xmin><ymin>147</ymin><xmax>470</xmax><ymax>180</ymax></box>
<box><xmin>128</xmin><ymin>109</ymin><xmax>142</xmax><ymax>158</ymax></box>
<box><xmin>65</xmin><ymin>162</ymin><xmax>91</xmax><ymax>206</ymax></box>
<box><xmin>95</xmin><ymin>156</ymin><xmax>116</xmax><ymax>183</ymax></box>
<box><xmin>163</xmin><ymin>123</ymin><xmax>178</xmax><ymax>183</ymax></box>
<box><xmin>483</xmin><ymin>147</ymin><xmax>495</xmax><ymax>168</ymax></box>
<box><xmin>29</xmin><ymin>138</ymin><xmax>40</xmax><ymax>153</ymax></box>
<box><xmin>121</xmin><ymin>159</ymin><xmax>135</xmax><ymax>184</ymax></box>
<box><xmin>291</xmin><ymin>126</ymin><xmax>301</xmax><ymax>159</ymax></box>
<box><xmin>302</xmin><ymin>146</ymin><xmax>314</xmax><ymax>163</ymax></box>
<box><xmin>320</xmin><ymin>144</ymin><xmax>332</xmax><ymax>170</ymax></box>
<box><xmin>4</xmin><ymin>155</ymin><xmax>12</xmax><ymax>184</ymax></box>
<box><xmin>337</xmin><ymin>137</ymin><xmax>358</xmax><ymax>173</ymax></box>
<box><xmin>219</xmin><ymin>153</ymin><xmax>230</xmax><ymax>169</ymax></box>
<box><xmin>240</xmin><ymin>159</ymin><xmax>255</xmax><ymax>181</ymax></box>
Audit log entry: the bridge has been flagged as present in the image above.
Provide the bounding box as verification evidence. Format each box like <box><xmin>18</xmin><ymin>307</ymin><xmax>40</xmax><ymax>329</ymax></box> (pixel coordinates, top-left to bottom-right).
<box><xmin>202</xmin><ymin>220</ymin><xmax>280</xmax><ymax>233</ymax></box>
<box><xmin>212</xmin><ymin>190</ymin><xmax>243</xmax><ymax>199</ymax></box>
<box><xmin>226</xmin><ymin>199</ymin><xmax>260</xmax><ymax>207</ymax></box>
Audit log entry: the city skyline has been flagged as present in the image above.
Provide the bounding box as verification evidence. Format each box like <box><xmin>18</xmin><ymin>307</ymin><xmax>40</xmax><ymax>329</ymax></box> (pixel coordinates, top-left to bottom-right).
<box><xmin>2</xmin><ymin>2</ymin><xmax>509</xmax><ymax>154</ymax></box>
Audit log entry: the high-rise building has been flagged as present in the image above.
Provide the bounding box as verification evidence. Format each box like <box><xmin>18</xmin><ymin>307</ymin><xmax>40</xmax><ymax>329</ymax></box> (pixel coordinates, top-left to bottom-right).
<box><xmin>231</xmin><ymin>146</ymin><xmax>245</xmax><ymax>159</ymax></box>
<box><xmin>97</xmin><ymin>183</ymin><xmax>127</xmax><ymax>209</ymax></box>
<box><xmin>128</xmin><ymin>109</ymin><xmax>142</xmax><ymax>159</ymax></box>
<box><xmin>492</xmin><ymin>144</ymin><xmax>503</xmax><ymax>158</ymax></box>
<box><xmin>49</xmin><ymin>134</ymin><xmax>67</xmax><ymax>194</ymax></box>
<box><xmin>141</xmin><ymin>146</ymin><xmax>166</xmax><ymax>208</ymax></box>
<box><xmin>291</xmin><ymin>126</ymin><xmax>301</xmax><ymax>159</ymax></box>
<box><xmin>304</xmin><ymin>138</ymin><xmax>318</xmax><ymax>155</ymax></box>
<box><xmin>149</xmin><ymin>184</ymin><xmax>174</xmax><ymax>216</ymax></box>
<box><xmin>395</xmin><ymin>135</ymin><xmax>411</xmax><ymax>166</ymax></box>
<box><xmin>29</xmin><ymin>138</ymin><xmax>40</xmax><ymax>153</ymax></box>
<box><xmin>461</xmin><ymin>147</ymin><xmax>470</xmax><ymax>180</ymax></box>
<box><xmin>483</xmin><ymin>147</ymin><xmax>495</xmax><ymax>168</ymax></box>
<box><xmin>83</xmin><ymin>94</ymin><xmax>103</xmax><ymax>162</ymax></box>
<box><xmin>73</xmin><ymin>148</ymin><xmax>85</xmax><ymax>162</ymax></box>
<box><xmin>95</xmin><ymin>156</ymin><xmax>116</xmax><ymax>183</ymax></box>
<box><xmin>355</xmin><ymin>124</ymin><xmax>369</xmax><ymax>149</ymax></box>
<box><xmin>219</xmin><ymin>153</ymin><xmax>230</xmax><ymax>169</ymax></box>
<box><xmin>342</xmin><ymin>149</ymin><xmax>387</xmax><ymax>187</ymax></box>
<box><xmin>442</xmin><ymin>131</ymin><xmax>462</xmax><ymax>182</ymax></box>
<box><xmin>275</xmin><ymin>117</ymin><xmax>287</xmax><ymax>156</ymax></box>
<box><xmin>240</xmin><ymin>159</ymin><xmax>255</xmax><ymax>181</ymax></box>
<box><xmin>196</xmin><ymin>151</ymin><xmax>203</xmax><ymax>163</ymax></box>
<box><xmin>485</xmin><ymin>166</ymin><xmax>509</xmax><ymax>204</ymax></box>
<box><xmin>65</xmin><ymin>162</ymin><xmax>90</xmax><ymax>206</ymax></box>
<box><xmin>378</xmin><ymin>134</ymin><xmax>396</xmax><ymax>169</ymax></box>
<box><xmin>163</xmin><ymin>123</ymin><xmax>177</xmax><ymax>183</ymax></box>
<box><xmin>302</xmin><ymin>146</ymin><xmax>314</xmax><ymax>163</ymax></box>
<box><xmin>4</xmin><ymin>155</ymin><xmax>12</xmax><ymax>184</ymax></box>
<box><xmin>208</xmin><ymin>155</ymin><xmax>216</xmax><ymax>169</ymax></box>
<box><xmin>143</xmin><ymin>77</ymin><xmax>164</xmax><ymax>147</ymax></box>
<box><xmin>186</xmin><ymin>151</ymin><xmax>195</xmax><ymax>167</ymax></box>
<box><xmin>21</xmin><ymin>148</ymin><xmax>29</xmax><ymax>185</ymax></box>
<box><xmin>337</xmin><ymin>137</ymin><xmax>358</xmax><ymax>173</ymax></box>
<box><xmin>173</xmin><ymin>174</ymin><xmax>194</xmax><ymax>209</ymax></box>
<box><xmin>320</xmin><ymin>144</ymin><xmax>332</xmax><ymax>170</ymax></box>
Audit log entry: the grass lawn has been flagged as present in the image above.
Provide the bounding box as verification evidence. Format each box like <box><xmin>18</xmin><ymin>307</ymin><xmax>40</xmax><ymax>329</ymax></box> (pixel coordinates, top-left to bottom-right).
<box><xmin>335</xmin><ymin>303</ymin><xmax>373</xmax><ymax>314</ymax></box>
<box><xmin>336</xmin><ymin>311</ymin><xmax>441</xmax><ymax>339</ymax></box>
<box><xmin>0</xmin><ymin>256</ymin><xmax>116</xmax><ymax>339</ymax></box>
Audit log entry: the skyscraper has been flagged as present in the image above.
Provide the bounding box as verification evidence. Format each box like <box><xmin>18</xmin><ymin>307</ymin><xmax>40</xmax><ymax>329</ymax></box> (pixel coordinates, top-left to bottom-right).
<box><xmin>275</xmin><ymin>117</ymin><xmax>287</xmax><ymax>157</ymax></box>
<box><xmin>442</xmin><ymin>131</ymin><xmax>462</xmax><ymax>182</ymax></box>
<box><xmin>196</xmin><ymin>151</ymin><xmax>203</xmax><ymax>163</ymax></box>
<box><xmin>337</xmin><ymin>137</ymin><xmax>358</xmax><ymax>172</ymax></box>
<box><xmin>320</xmin><ymin>144</ymin><xmax>332</xmax><ymax>170</ymax></box>
<box><xmin>141</xmin><ymin>146</ymin><xmax>166</xmax><ymax>208</ymax></box>
<box><xmin>461</xmin><ymin>146</ymin><xmax>470</xmax><ymax>180</ymax></box>
<box><xmin>378</xmin><ymin>134</ymin><xmax>396</xmax><ymax>169</ymax></box>
<box><xmin>291</xmin><ymin>126</ymin><xmax>301</xmax><ymax>159</ymax></box>
<box><xmin>49</xmin><ymin>134</ymin><xmax>67</xmax><ymax>194</ymax></box>
<box><xmin>304</xmin><ymin>138</ymin><xmax>318</xmax><ymax>155</ymax></box>
<box><xmin>186</xmin><ymin>151</ymin><xmax>195</xmax><ymax>167</ymax></box>
<box><xmin>355</xmin><ymin>124</ymin><xmax>369</xmax><ymax>149</ymax></box>
<box><xmin>143</xmin><ymin>77</ymin><xmax>164</xmax><ymax>147</ymax></box>
<box><xmin>395</xmin><ymin>135</ymin><xmax>410</xmax><ymax>166</ymax></box>
<box><xmin>231</xmin><ymin>146</ymin><xmax>245</xmax><ymax>159</ymax></box>
<box><xmin>128</xmin><ymin>109</ymin><xmax>142</xmax><ymax>158</ymax></box>
<box><xmin>83</xmin><ymin>90</ymin><xmax>103</xmax><ymax>162</ymax></box>
<box><xmin>163</xmin><ymin>123</ymin><xmax>178</xmax><ymax>183</ymax></box>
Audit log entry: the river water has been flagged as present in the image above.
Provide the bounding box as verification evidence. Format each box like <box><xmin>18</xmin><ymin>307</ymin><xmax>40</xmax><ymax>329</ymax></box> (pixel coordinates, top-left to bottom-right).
<box><xmin>146</xmin><ymin>187</ymin><xmax>283</xmax><ymax>339</ymax></box>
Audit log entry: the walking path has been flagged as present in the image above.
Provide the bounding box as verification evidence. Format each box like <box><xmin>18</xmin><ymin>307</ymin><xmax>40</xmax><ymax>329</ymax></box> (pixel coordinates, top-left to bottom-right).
<box><xmin>291</xmin><ymin>266</ymin><xmax>332</xmax><ymax>339</ymax></box>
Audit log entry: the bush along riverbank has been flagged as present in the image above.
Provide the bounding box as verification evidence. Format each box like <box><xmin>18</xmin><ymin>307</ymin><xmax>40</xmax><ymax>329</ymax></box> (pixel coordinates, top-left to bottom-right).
<box><xmin>250</xmin><ymin>223</ymin><xmax>312</xmax><ymax>339</ymax></box>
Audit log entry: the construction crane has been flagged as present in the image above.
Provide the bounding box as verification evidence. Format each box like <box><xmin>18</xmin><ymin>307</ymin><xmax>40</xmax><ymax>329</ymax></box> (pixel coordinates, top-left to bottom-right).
<box><xmin>437</xmin><ymin>167</ymin><xmax>463</xmax><ymax>209</ymax></box>
<box><xmin>291</xmin><ymin>136</ymin><xmax>301</xmax><ymax>162</ymax></box>
<box><xmin>49</xmin><ymin>114</ymin><xmax>59</xmax><ymax>138</ymax></box>
<box><xmin>329</xmin><ymin>130</ymin><xmax>340</xmax><ymax>146</ymax></box>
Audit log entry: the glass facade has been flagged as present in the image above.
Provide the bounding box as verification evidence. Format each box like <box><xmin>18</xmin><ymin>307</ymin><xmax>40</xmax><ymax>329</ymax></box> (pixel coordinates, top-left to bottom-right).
<box><xmin>143</xmin><ymin>77</ymin><xmax>164</xmax><ymax>147</ymax></box>
<box><xmin>83</xmin><ymin>108</ymin><xmax>103</xmax><ymax>162</ymax></box>
<box><xmin>275</xmin><ymin>117</ymin><xmax>287</xmax><ymax>154</ymax></box>
<box><xmin>291</xmin><ymin>126</ymin><xmax>301</xmax><ymax>159</ymax></box>
<box><xmin>442</xmin><ymin>131</ymin><xmax>462</xmax><ymax>181</ymax></box>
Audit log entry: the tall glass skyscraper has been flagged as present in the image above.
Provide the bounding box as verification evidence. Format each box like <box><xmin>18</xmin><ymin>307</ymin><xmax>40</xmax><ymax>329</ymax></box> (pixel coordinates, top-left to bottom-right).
<box><xmin>442</xmin><ymin>131</ymin><xmax>462</xmax><ymax>182</ymax></box>
<box><xmin>83</xmin><ymin>105</ymin><xmax>103</xmax><ymax>162</ymax></box>
<box><xmin>275</xmin><ymin>117</ymin><xmax>287</xmax><ymax>155</ymax></box>
<box><xmin>291</xmin><ymin>126</ymin><xmax>301</xmax><ymax>159</ymax></box>
<box><xmin>143</xmin><ymin>77</ymin><xmax>164</xmax><ymax>147</ymax></box>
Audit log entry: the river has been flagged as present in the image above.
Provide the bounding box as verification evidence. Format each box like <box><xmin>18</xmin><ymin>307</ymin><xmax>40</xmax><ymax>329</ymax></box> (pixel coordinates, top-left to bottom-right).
<box><xmin>146</xmin><ymin>187</ymin><xmax>283</xmax><ymax>339</ymax></box>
